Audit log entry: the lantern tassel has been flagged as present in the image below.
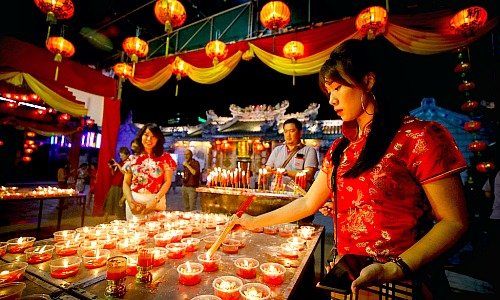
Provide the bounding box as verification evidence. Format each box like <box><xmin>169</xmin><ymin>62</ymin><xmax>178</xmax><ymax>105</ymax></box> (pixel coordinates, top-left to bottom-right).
<box><xmin>175</xmin><ymin>82</ymin><xmax>179</xmax><ymax>97</ymax></box>
<box><xmin>117</xmin><ymin>77</ymin><xmax>124</xmax><ymax>100</ymax></box>
<box><xmin>165</xmin><ymin>36</ymin><xmax>170</xmax><ymax>57</ymax></box>
<box><xmin>54</xmin><ymin>65</ymin><xmax>59</xmax><ymax>81</ymax></box>
<box><xmin>132</xmin><ymin>62</ymin><xmax>136</xmax><ymax>77</ymax></box>
<box><xmin>46</xmin><ymin>25</ymin><xmax>51</xmax><ymax>43</ymax></box>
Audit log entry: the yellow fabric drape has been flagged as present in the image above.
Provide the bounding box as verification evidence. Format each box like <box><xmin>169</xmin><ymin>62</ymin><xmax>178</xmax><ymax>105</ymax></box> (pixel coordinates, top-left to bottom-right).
<box><xmin>0</xmin><ymin>72</ymin><xmax>88</xmax><ymax>116</ymax></box>
<box><xmin>129</xmin><ymin>64</ymin><xmax>173</xmax><ymax>91</ymax></box>
<box><xmin>248</xmin><ymin>32</ymin><xmax>359</xmax><ymax>76</ymax></box>
<box><xmin>188</xmin><ymin>51</ymin><xmax>242</xmax><ymax>84</ymax></box>
<box><xmin>385</xmin><ymin>18</ymin><xmax>498</xmax><ymax>55</ymax></box>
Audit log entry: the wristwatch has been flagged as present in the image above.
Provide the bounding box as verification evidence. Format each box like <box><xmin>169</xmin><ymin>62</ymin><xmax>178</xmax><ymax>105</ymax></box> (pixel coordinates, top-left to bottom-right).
<box><xmin>391</xmin><ymin>256</ymin><xmax>412</xmax><ymax>278</ymax></box>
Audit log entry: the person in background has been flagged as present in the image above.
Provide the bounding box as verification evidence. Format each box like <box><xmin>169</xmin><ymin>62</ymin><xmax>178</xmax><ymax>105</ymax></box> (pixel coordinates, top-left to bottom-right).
<box><xmin>483</xmin><ymin>168</ymin><xmax>500</xmax><ymax>292</ymax></box>
<box><xmin>104</xmin><ymin>147</ymin><xmax>130</xmax><ymax>221</ymax></box>
<box><xmin>123</xmin><ymin>124</ymin><xmax>176</xmax><ymax>220</ymax></box>
<box><xmin>237</xmin><ymin>39</ymin><xmax>468</xmax><ymax>298</ymax></box>
<box><xmin>87</xmin><ymin>162</ymin><xmax>97</xmax><ymax>214</ymax></box>
<box><xmin>182</xmin><ymin>149</ymin><xmax>200</xmax><ymax>211</ymax></box>
<box><xmin>265</xmin><ymin>118</ymin><xmax>319</xmax><ymax>189</ymax></box>
<box><xmin>57</xmin><ymin>162</ymin><xmax>68</xmax><ymax>188</ymax></box>
<box><xmin>75</xmin><ymin>163</ymin><xmax>89</xmax><ymax>194</ymax></box>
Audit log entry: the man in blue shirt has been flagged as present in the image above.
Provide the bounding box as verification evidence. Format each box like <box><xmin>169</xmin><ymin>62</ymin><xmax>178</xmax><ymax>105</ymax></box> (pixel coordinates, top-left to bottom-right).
<box><xmin>266</xmin><ymin>118</ymin><xmax>319</xmax><ymax>190</ymax></box>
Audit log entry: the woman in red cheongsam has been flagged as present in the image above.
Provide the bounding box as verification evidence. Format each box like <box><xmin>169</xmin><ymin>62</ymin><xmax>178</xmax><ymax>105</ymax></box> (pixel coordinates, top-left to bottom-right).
<box><xmin>123</xmin><ymin>123</ymin><xmax>176</xmax><ymax>220</ymax></box>
<box><xmin>237</xmin><ymin>39</ymin><xmax>468</xmax><ymax>298</ymax></box>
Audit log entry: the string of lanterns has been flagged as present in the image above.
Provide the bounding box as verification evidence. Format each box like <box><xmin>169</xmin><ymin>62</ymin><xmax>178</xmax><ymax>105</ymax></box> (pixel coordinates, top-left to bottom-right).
<box><xmin>449</xmin><ymin>6</ymin><xmax>494</xmax><ymax>176</ymax></box>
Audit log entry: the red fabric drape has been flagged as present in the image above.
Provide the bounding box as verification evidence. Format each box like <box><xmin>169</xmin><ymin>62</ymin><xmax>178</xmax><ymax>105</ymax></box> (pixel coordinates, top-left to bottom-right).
<box><xmin>0</xmin><ymin>36</ymin><xmax>116</xmax><ymax>98</ymax></box>
<box><xmin>93</xmin><ymin>97</ymin><xmax>121</xmax><ymax>216</ymax></box>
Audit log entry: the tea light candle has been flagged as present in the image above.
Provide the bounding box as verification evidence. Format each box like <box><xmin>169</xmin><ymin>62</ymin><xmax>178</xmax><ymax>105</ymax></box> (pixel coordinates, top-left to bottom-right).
<box><xmin>55</xmin><ymin>240</ymin><xmax>79</xmax><ymax>256</ymax></box>
<box><xmin>297</xmin><ymin>226</ymin><xmax>315</xmax><ymax>240</ymax></box>
<box><xmin>263</xmin><ymin>226</ymin><xmax>278</xmax><ymax>235</ymax></box>
<box><xmin>137</xmin><ymin>248</ymin><xmax>154</xmax><ymax>269</ymax></box>
<box><xmin>221</xmin><ymin>239</ymin><xmax>240</xmax><ymax>254</ymax></box>
<box><xmin>152</xmin><ymin>247</ymin><xmax>167</xmax><ymax>267</ymax></box>
<box><xmin>190</xmin><ymin>222</ymin><xmax>202</xmax><ymax>234</ymax></box>
<box><xmin>7</xmin><ymin>237</ymin><xmax>36</xmax><ymax>254</ymax></box>
<box><xmin>166</xmin><ymin>243</ymin><xmax>187</xmax><ymax>259</ymax></box>
<box><xmin>50</xmin><ymin>257</ymin><xmax>81</xmax><ymax>279</ymax></box>
<box><xmin>239</xmin><ymin>283</ymin><xmax>271</xmax><ymax>300</ymax></box>
<box><xmin>203</xmin><ymin>236</ymin><xmax>217</xmax><ymax>250</ymax></box>
<box><xmin>153</xmin><ymin>232</ymin><xmax>172</xmax><ymax>247</ymax></box>
<box><xmin>212</xmin><ymin>276</ymin><xmax>243</xmax><ymax>300</ymax></box>
<box><xmin>117</xmin><ymin>238</ymin><xmax>138</xmax><ymax>254</ymax></box>
<box><xmin>180</xmin><ymin>226</ymin><xmax>193</xmax><ymax>238</ymax></box>
<box><xmin>132</xmin><ymin>231</ymin><xmax>148</xmax><ymax>245</ymax></box>
<box><xmin>169</xmin><ymin>229</ymin><xmax>184</xmax><ymax>243</ymax></box>
<box><xmin>250</xmin><ymin>227</ymin><xmax>263</xmax><ymax>233</ymax></box>
<box><xmin>177</xmin><ymin>261</ymin><xmax>203</xmax><ymax>286</ymax></box>
<box><xmin>287</xmin><ymin>237</ymin><xmax>306</xmax><ymax>251</ymax></box>
<box><xmin>53</xmin><ymin>230</ymin><xmax>76</xmax><ymax>242</ymax></box>
<box><xmin>100</xmin><ymin>236</ymin><xmax>118</xmax><ymax>250</ymax></box>
<box><xmin>25</xmin><ymin>245</ymin><xmax>54</xmax><ymax>264</ymax></box>
<box><xmin>182</xmin><ymin>212</ymin><xmax>192</xmax><ymax>220</ymax></box>
<box><xmin>234</xmin><ymin>257</ymin><xmax>259</xmax><ymax>279</ymax></box>
<box><xmin>0</xmin><ymin>242</ymin><xmax>7</xmax><ymax>257</ymax></box>
<box><xmin>230</xmin><ymin>231</ymin><xmax>249</xmax><ymax>248</ymax></box>
<box><xmin>126</xmin><ymin>255</ymin><xmax>138</xmax><ymax>276</ymax></box>
<box><xmin>278</xmin><ymin>224</ymin><xmax>297</xmax><ymax>238</ymax></box>
<box><xmin>260</xmin><ymin>262</ymin><xmax>286</xmax><ymax>286</ymax></box>
<box><xmin>110</xmin><ymin>220</ymin><xmax>127</xmax><ymax>227</ymax></box>
<box><xmin>145</xmin><ymin>221</ymin><xmax>160</xmax><ymax>237</ymax></box>
<box><xmin>181</xmin><ymin>238</ymin><xmax>200</xmax><ymax>252</ymax></box>
<box><xmin>80</xmin><ymin>240</ymin><xmax>104</xmax><ymax>254</ymax></box>
<box><xmin>0</xmin><ymin>262</ymin><xmax>28</xmax><ymax>283</ymax></box>
<box><xmin>75</xmin><ymin>226</ymin><xmax>94</xmax><ymax>238</ymax></box>
<box><xmin>197</xmin><ymin>252</ymin><xmax>221</xmax><ymax>272</ymax></box>
<box><xmin>82</xmin><ymin>249</ymin><xmax>110</xmax><ymax>269</ymax></box>
<box><xmin>279</xmin><ymin>242</ymin><xmax>301</xmax><ymax>259</ymax></box>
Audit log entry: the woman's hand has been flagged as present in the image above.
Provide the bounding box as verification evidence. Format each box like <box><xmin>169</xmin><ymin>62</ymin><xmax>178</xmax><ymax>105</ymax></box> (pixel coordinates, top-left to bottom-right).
<box><xmin>235</xmin><ymin>213</ymin><xmax>257</xmax><ymax>230</ymax></box>
<box><xmin>129</xmin><ymin>200</ymin><xmax>146</xmax><ymax>215</ymax></box>
<box><xmin>319</xmin><ymin>201</ymin><xmax>334</xmax><ymax>217</ymax></box>
<box><xmin>351</xmin><ymin>262</ymin><xmax>403</xmax><ymax>295</ymax></box>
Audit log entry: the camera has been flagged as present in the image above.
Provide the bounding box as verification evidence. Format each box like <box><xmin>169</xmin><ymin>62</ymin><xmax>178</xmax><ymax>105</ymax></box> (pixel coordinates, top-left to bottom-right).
<box><xmin>108</xmin><ymin>159</ymin><xmax>115</xmax><ymax>165</ymax></box>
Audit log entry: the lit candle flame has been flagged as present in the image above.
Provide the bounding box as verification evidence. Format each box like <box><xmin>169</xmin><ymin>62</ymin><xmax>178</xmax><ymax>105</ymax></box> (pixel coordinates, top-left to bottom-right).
<box><xmin>17</xmin><ymin>237</ymin><xmax>23</xmax><ymax>244</ymax></box>
<box><xmin>186</xmin><ymin>261</ymin><xmax>191</xmax><ymax>272</ymax></box>
<box><xmin>63</xmin><ymin>260</ymin><xmax>68</xmax><ymax>268</ymax></box>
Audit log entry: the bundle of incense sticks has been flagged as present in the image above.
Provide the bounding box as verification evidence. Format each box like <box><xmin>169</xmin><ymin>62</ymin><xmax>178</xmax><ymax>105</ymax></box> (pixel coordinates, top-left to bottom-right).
<box><xmin>206</xmin><ymin>195</ymin><xmax>256</xmax><ymax>257</ymax></box>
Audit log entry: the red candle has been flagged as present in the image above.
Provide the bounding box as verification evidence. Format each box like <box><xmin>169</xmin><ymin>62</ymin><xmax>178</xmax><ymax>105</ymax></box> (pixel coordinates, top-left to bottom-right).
<box><xmin>152</xmin><ymin>248</ymin><xmax>167</xmax><ymax>267</ymax></box>
<box><xmin>0</xmin><ymin>263</ymin><xmax>27</xmax><ymax>283</ymax></box>
<box><xmin>137</xmin><ymin>248</ymin><xmax>154</xmax><ymax>268</ymax></box>
<box><xmin>198</xmin><ymin>253</ymin><xmax>221</xmax><ymax>272</ymax></box>
<box><xmin>126</xmin><ymin>256</ymin><xmax>138</xmax><ymax>276</ymax></box>
<box><xmin>166</xmin><ymin>243</ymin><xmax>187</xmax><ymax>259</ymax></box>
<box><xmin>56</xmin><ymin>248</ymin><xmax>78</xmax><ymax>257</ymax></box>
<box><xmin>181</xmin><ymin>238</ymin><xmax>200</xmax><ymax>252</ymax></box>
<box><xmin>50</xmin><ymin>265</ymin><xmax>80</xmax><ymax>279</ymax></box>
<box><xmin>25</xmin><ymin>245</ymin><xmax>54</xmax><ymax>264</ymax></box>
<box><xmin>279</xmin><ymin>242</ymin><xmax>301</xmax><ymax>259</ymax></box>
<box><xmin>106</xmin><ymin>256</ymin><xmax>127</xmax><ymax>281</ymax></box>
<box><xmin>117</xmin><ymin>238</ymin><xmax>138</xmax><ymax>254</ymax></box>
<box><xmin>263</xmin><ymin>226</ymin><xmax>278</xmax><ymax>235</ymax></box>
<box><xmin>100</xmin><ymin>236</ymin><xmax>117</xmax><ymax>250</ymax></box>
<box><xmin>154</xmin><ymin>232</ymin><xmax>172</xmax><ymax>247</ymax></box>
<box><xmin>213</xmin><ymin>276</ymin><xmax>243</xmax><ymax>300</ymax></box>
<box><xmin>177</xmin><ymin>262</ymin><xmax>203</xmax><ymax>286</ymax></box>
<box><xmin>234</xmin><ymin>258</ymin><xmax>259</xmax><ymax>279</ymax></box>
<box><xmin>27</xmin><ymin>253</ymin><xmax>52</xmax><ymax>264</ymax></box>
<box><xmin>203</xmin><ymin>236</ymin><xmax>217</xmax><ymax>250</ymax></box>
<box><xmin>260</xmin><ymin>263</ymin><xmax>286</xmax><ymax>286</ymax></box>
<box><xmin>240</xmin><ymin>283</ymin><xmax>271</xmax><ymax>300</ymax></box>
<box><xmin>221</xmin><ymin>239</ymin><xmax>240</xmax><ymax>254</ymax></box>
<box><xmin>169</xmin><ymin>230</ymin><xmax>184</xmax><ymax>243</ymax></box>
<box><xmin>7</xmin><ymin>237</ymin><xmax>36</xmax><ymax>254</ymax></box>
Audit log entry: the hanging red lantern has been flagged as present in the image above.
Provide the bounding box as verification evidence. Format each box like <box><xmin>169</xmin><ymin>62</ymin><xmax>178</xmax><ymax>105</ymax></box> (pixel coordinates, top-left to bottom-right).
<box><xmin>458</xmin><ymin>81</ymin><xmax>475</xmax><ymax>92</ymax></box>
<box><xmin>463</xmin><ymin>120</ymin><xmax>481</xmax><ymax>132</ymax></box>
<box><xmin>26</xmin><ymin>132</ymin><xmax>36</xmax><ymax>138</ymax></box>
<box><xmin>36</xmin><ymin>109</ymin><xmax>47</xmax><ymax>116</ymax></box>
<box><xmin>461</xmin><ymin>100</ymin><xmax>479</xmax><ymax>112</ymax></box>
<box><xmin>476</xmin><ymin>162</ymin><xmax>495</xmax><ymax>173</ymax></box>
<box><xmin>113</xmin><ymin>63</ymin><xmax>134</xmax><ymax>79</ymax></box>
<box><xmin>260</xmin><ymin>1</ymin><xmax>291</xmax><ymax>31</ymax></box>
<box><xmin>283</xmin><ymin>40</ymin><xmax>304</xmax><ymax>85</ymax></box>
<box><xmin>468</xmin><ymin>140</ymin><xmax>487</xmax><ymax>152</ymax></box>
<box><xmin>34</xmin><ymin>0</ymin><xmax>75</xmax><ymax>40</ymax></box>
<box><xmin>154</xmin><ymin>0</ymin><xmax>186</xmax><ymax>56</ymax></box>
<box><xmin>25</xmin><ymin>148</ymin><xmax>34</xmax><ymax>155</ymax></box>
<box><xmin>454</xmin><ymin>63</ymin><xmax>470</xmax><ymax>73</ymax></box>
<box><xmin>355</xmin><ymin>6</ymin><xmax>388</xmax><ymax>40</ymax></box>
<box><xmin>30</xmin><ymin>144</ymin><xmax>38</xmax><ymax>150</ymax></box>
<box><xmin>122</xmin><ymin>37</ymin><xmax>148</xmax><ymax>76</ymax></box>
<box><xmin>205</xmin><ymin>40</ymin><xmax>228</xmax><ymax>66</ymax></box>
<box><xmin>0</xmin><ymin>140</ymin><xmax>4</xmax><ymax>147</ymax></box>
<box><xmin>6</xmin><ymin>102</ymin><xmax>18</xmax><ymax>109</ymax></box>
<box><xmin>450</xmin><ymin>6</ymin><xmax>488</xmax><ymax>37</ymax></box>
<box><xmin>46</xmin><ymin>36</ymin><xmax>75</xmax><ymax>81</ymax></box>
<box><xmin>171</xmin><ymin>57</ymin><xmax>189</xmax><ymax>96</ymax></box>
<box><xmin>22</xmin><ymin>156</ymin><xmax>32</xmax><ymax>163</ymax></box>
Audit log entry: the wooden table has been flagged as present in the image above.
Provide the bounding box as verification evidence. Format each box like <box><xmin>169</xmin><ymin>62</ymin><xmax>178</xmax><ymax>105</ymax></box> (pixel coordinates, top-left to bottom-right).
<box><xmin>0</xmin><ymin>193</ymin><xmax>86</xmax><ymax>234</ymax></box>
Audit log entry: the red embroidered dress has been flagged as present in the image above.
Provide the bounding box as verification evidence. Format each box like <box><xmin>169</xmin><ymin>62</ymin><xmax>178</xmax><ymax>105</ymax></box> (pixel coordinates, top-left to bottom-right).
<box><xmin>322</xmin><ymin>117</ymin><xmax>466</xmax><ymax>260</ymax></box>
<box><xmin>129</xmin><ymin>153</ymin><xmax>177</xmax><ymax>194</ymax></box>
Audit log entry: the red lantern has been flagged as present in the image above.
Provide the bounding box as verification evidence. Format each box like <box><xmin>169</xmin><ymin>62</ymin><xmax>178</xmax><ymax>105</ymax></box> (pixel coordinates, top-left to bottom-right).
<box><xmin>25</xmin><ymin>148</ymin><xmax>34</xmax><ymax>155</ymax></box>
<box><xmin>26</xmin><ymin>132</ymin><xmax>36</xmax><ymax>138</ymax></box>
<box><xmin>205</xmin><ymin>40</ymin><xmax>228</xmax><ymax>66</ymax></box>
<box><xmin>22</xmin><ymin>156</ymin><xmax>32</xmax><ymax>163</ymax></box>
<box><xmin>461</xmin><ymin>100</ymin><xmax>479</xmax><ymax>112</ymax></box>
<box><xmin>260</xmin><ymin>1</ymin><xmax>291</xmax><ymax>31</ymax></box>
<box><xmin>59</xmin><ymin>113</ymin><xmax>71</xmax><ymax>122</ymax></box>
<box><xmin>450</xmin><ymin>6</ymin><xmax>488</xmax><ymax>37</ymax></box>
<box><xmin>34</xmin><ymin>0</ymin><xmax>74</xmax><ymax>40</ymax></box>
<box><xmin>476</xmin><ymin>162</ymin><xmax>495</xmax><ymax>173</ymax></box>
<box><xmin>468</xmin><ymin>140</ymin><xmax>487</xmax><ymax>152</ymax></box>
<box><xmin>355</xmin><ymin>6</ymin><xmax>388</xmax><ymax>40</ymax></box>
<box><xmin>122</xmin><ymin>37</ymin><xmax>148</xmax><ymax>75</ymax></box>
<box><xmin>7</xmin><ymin>102</ymin><xmax>18</xmax><ymax>109</ymax></box>
<box><xmin>0</xmin><ymin>140</ymin><xmax>4</xmax><ymax>147</ymax></box>
<box><xmin>454</xmin><ymin>63</ymin><xmax>470</xmax><ymax>73</ymax></box>
<box><xmin>463</xmin><ymin>120</ymin><xmax>481</xmax><ymax>132</ymax></box>
<box><xmin>458</xmin><ymin>81</ymin><xmax>475</xmax><ymax>92</ymax></box>
<box><xmin>36</xmin><ymin>109</ymin><xmax>47</xmax><ymax>116</ymax></box>
<box><xmin>113</xmin><ymin>63</ymin><xmax>134</xmax><ymax>79</ymax></box>
<box><xmin>172</xmin><ymin>57</ymin><xmax>189</xmax><ymax>96</ymax></box>
<box><xmin>283</xmin><ymin>41</ymin><xmax>304</xmax><ymax>85</ymax></box>
<box><xmin>154</xmin><ymin>0</ymin><xmax>187</xmax><ymax>56</ymax></box>
<box><xmin>46</xmin><ymin>36</ymin><xmax>75</xmax><ymax>81</ymax></box>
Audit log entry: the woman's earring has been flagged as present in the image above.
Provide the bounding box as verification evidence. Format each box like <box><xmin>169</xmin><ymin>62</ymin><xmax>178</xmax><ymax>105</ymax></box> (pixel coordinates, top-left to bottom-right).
<box><xmin>361</xmin><ymin>93</ymin><xmax>374</xmax><ymax>116</ymax></box>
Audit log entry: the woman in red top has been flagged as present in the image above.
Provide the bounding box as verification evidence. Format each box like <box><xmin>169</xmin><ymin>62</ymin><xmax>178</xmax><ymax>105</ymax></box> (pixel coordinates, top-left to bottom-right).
<box><xmin>237</xmin><ymin>39</ymin><xmax>468</xmax><ymax>297</ymax></box>
<box><xmin>123</xmin><ymin>123</ymin><xmax>176</xmax><ymax>220</ymax></box>
<box><xmin>104</xmin><ymin>147</ymin><xmax>130</xmax><ymax>221</ymax></box>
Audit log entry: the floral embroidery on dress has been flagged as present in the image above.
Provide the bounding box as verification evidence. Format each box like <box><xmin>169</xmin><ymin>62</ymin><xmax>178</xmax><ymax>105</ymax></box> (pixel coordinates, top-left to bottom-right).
<box><xmin>413</xmin><ymin>139</ymin><xmax>427</xmax><ymax>155</ymax></box>
<box><xmin>129</xmin><ymin>153</ymin><xmax>177</xmax><ymax>194</ymax></box>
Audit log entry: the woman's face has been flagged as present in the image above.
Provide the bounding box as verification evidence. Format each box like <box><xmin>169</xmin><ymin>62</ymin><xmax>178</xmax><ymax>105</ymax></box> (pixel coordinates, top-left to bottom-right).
<box><xmin>324</xmin><ymin>81</ymin><xmax>365</xmax><ymax>122</ymax></box>
<box><xmin>119</xmin><ymin>152</ymin><xmax>128</xmax><ymax>161</ymax></box>
<box><xmin>141</xmin><ymin>129</ymin><xmax>158</xmax><ymax>151</ymax></box>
